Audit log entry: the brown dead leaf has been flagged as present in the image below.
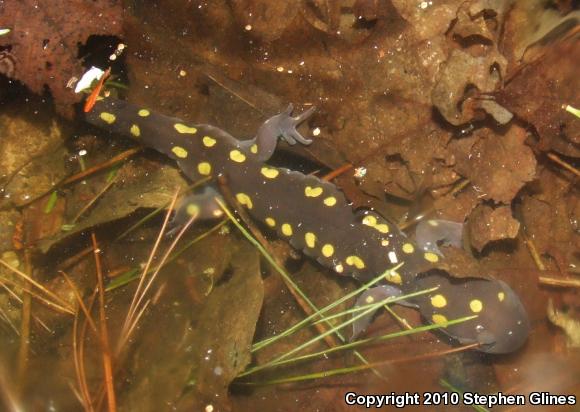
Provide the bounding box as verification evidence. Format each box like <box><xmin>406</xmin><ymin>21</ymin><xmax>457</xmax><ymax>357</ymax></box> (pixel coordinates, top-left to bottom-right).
<box><xmin>180</xmin><ymin>241</ymin><xmax>263</xmax><ymax>411</ymax></box>
<box><xmin>468</xmin><ymin>204</ymin><xmax>520</xmax><ymax>252</ymax></box>
<box><xmin>0</xmin><ymin>0</ymin><xmax>123</xmax><ymax>115</ymax></box>
<box><xmin>432</xmin><ymin>48</ymin><xmax>507</xmax><ymax>125</ymax></box>
<box><xmin>497</xmin><ymin>35</ymin><xmax>580</xmax><ymax>157</ymax></box>
<box><xmin>450</xmin><ymin>125</ymin><xmax>536</xmax><ymax>203</ymax></box>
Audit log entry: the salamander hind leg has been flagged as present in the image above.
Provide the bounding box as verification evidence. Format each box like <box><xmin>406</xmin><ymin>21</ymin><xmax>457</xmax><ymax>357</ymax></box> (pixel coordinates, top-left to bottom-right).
<box><xmin>167</xmin><ymin>187</ymin><xmax>224</xmax><ymax>236</ymax></box>
<box><xmin>351</xmin><ymin>285</ymin><xmax>410</xmax><ymax>341</ymax></box>
<box><xmin>415</xmin><ymin>219</ymin><xmax>464</xmax><ymax>255</ymax></box>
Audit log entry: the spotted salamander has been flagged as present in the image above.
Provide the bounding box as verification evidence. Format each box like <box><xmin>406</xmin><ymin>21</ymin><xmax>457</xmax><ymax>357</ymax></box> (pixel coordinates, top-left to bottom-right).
<box><xmin>85</xmin><ymin>98</ymin><xmax>529</xmax><ymax>354</ymax></box>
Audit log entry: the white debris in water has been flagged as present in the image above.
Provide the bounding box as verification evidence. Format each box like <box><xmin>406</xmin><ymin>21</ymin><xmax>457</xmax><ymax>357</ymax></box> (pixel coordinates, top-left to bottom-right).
<box><xmin>74</xmin><ymin>66</ymin><xmax>105</xmax><ymax>93</ymax></box>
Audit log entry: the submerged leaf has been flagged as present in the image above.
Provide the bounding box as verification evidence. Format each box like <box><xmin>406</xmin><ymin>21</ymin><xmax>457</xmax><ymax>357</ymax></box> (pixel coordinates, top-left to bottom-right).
<box><xmin>0</xmin><ymin>0</ymin><xmax>123</xmax><ymax>115</ymax></box>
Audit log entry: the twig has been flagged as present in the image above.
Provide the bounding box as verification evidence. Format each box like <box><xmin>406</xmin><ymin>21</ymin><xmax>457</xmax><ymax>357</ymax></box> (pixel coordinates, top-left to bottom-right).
<box><xmin>91</xmin><ymin>233</ymin><xmax>116</xmax><ymax>412</ymax></box>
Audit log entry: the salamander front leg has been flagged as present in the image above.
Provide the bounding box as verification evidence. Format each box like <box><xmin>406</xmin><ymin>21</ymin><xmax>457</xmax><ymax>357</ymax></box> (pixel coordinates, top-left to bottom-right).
<box><xmin>167</xmin><ymin>187</ymin><xmax>224</xmax><ymax>236</ymax></box>
<box><xmin>351</xmin><ymin>285</ymin><xmax>414</xmax><ymax>340</ymax></box>
<box><xmin>415</xmin><ymin>219</ymin><xmax>464</xmax><ymax>255</ymax></box>
<box><xmin>240</xmin><ymin>104</ymin><xmax>316</xmax><ymax>162</ymax></box>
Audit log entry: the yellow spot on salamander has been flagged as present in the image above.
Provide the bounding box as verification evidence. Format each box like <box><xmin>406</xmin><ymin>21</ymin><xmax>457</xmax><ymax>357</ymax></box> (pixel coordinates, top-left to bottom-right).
<box><xmin>335</xmin><ymin>264</ymin><xmax>344</xmax><ymax>273</ymax></box>
<box><xmin>346</xmin><ymin>255</ymin><xmax>365</xmax><ymax>270</ymax></box>
<box><xmin>323</xmin><ymin>196</ymin><xmax>337</xmax><ymax>207</ymax></box>
<box><xmin>235</xmin><ymin>193</ymin><xmax>253</xmax><ymax>209</ymax></box>
<box><xmin>304</xmin><ymin>186</ymin><xmax>323</xmax><ymax>197</ymax></box>
<box><xmin>424</xmin><ymin>252</ymin><xmax>439</xmax><ymax>263</ymax></box>
<box><xmin>186</xmin><ymin>204</ymin><xmax>200</xmax><ymax>216</ymax></box>
<box><xmin>174</xmin><ymin>123</ymin><xmax>198</xmax><ymax>134</ymax></box>
<box><xmin>265</xmin><ymin>217</ymin><xmax>276</xmax><ymax>227</ymax></box>
<box><xmin>321</xmin><ymin>244</ymin><xmax>334</xmax><ymax>258</ymax></box>
<box><xmin>100</xmin><ymin>112</ymin><xmax>116</xmax><ymax>124</ymax></box>
<box><xmin>381</xmin><ymin>239</ymin><xmax>390</xmax><ymax>247</ymax></box>
<box><xmin>365</xmin><ymin>295</ymin><xmax>374</xmax><ymax>304</ymax></box>
<box><xmin>362</xmin><ymin>214</ymin><xmax>389</xmax><ymax>233</ymax></box>
<box><xmin>250</xmin><ymin>144</ymin><xmax>258</xmax><ymax>154</ymax></box>
<box><xmin>498</xmin><ymin>292</ymin><xmax>505</xmax><ymax>302</ymax></box>
<box><xmin>172</xmin><ymin>146</ymin><xmax>188</xmax><ymax>158</ymax></box>
<box><xmin>261</xmin><ymin>167</ymin><xmax>279</xmax><ymax>179</ymax></box>
<box><xmin>362</xmin><ymin>216</ymin><xmax>377</xmax><ymax>226</ymax></box>
<box><xmin>430</xmin><ymin>294</ymin><xmax>447</xmax><ymax>308</ymax></box>
<box><xmin>385</xmin><ymin>270</ymin><xmax>402</xmax><ymax>284</ymax></box>
<box><xmin>130</xmin><ymin>124</ymin><xmax>141</xmax><ymax>137</ymax></box>
<box><xmin>138</xmin><ymin>109</ymin><xmax>150</xmax><ymax>117</ymax></box>
<box><xmin>402</xmin><ymin>243</ymin><xmax>414</xmax><ymax>254</ymax></box>
<box><xmin>470</xmin><ymin>299</ymin><xmax>483</xmax><ymax>313</ymax></box>
<box><xmin>229</xmin><ymin>149</ymin><xmax>246</xmax><ymax>163</ymax></box>
<box><xmin>375</xmin><ymin>224</ymin><xmax>389</xmax><ymax>233</ymax></box>
<box><xmin>202</xmin><ymin>136</ymin><xmax>217</xmax><ymax>148</ymax></box>
<box><xmin>281</xmin><ymin>223</ymin><xmax>293</xmax><ymax>236</ymax></box>
<box><xmin>197</xmin><ymin>162</ymin><xmax>212</xmax><ymax>176</ymax></box>
<box><xmin>305</xmin><ymin>232</ymin><xmax>316</xmax><ymax>248</ymax></box>
<box><xmin>432</xmin><ymin>314</ymin><xmax>448</xmax><ymax>326</ymax></box>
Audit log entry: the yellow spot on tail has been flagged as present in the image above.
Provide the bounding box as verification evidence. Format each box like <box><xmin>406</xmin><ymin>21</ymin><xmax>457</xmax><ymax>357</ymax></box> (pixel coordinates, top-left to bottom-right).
<box><xmin>130</xmin><ymin>124</ymin><xmax>140</xmax><ymax>137</ymax></box>
<box><xmin>174</xmin><ymin>123</ymin><xmax>198</xmax><ymax>134</ymax></box>
<box><xmin>402</xmin><ymin>243</ymin><xmax>414</xmax><ymax>254</ymax></box>
<box><xmin>138</xmin><ymin>109</ymin><xmax>150</xmax><ymax>117</ymax></box>
<box><xmin>470</xmin><ymin>299</ymin><xmax>483</xmax><ymax>313</ymax></box>
<box><xmin>100</xmin><ymin>112</ymin><xmax>116</xmax><ymax>124</ymax></box>
<box><xmin>375</xmin><ymin>223</ymin><xmax>389</xmax><ymax>233</ymax></box>
<box><xmin>362</xmin><ymin>215</ymin><xmax>377</xmax><ymax>226</ymax></box>
<box><xmin>202</xmin><ymin>136</ymin><xmax>216</xmax><ymax>147</ymax></box>
<box><xmin>261</xmin><ymin>167</ymin><xmax>279</xmax><ymax>179</ymax></box>
<box><xmin>498</xmin><ymin>292</ymin><xmax>505</xmax><ymax>302</ymax></box>
<box><xmin>197</xmin><ymin>162</ymin><xmax>212</xmax><ymax>176</ymax></box>
<box><xmin>430</xmin><ymin>294</ymin><xmax>447</xmax><ymax>308</ymax></box>
<box><xmin>186</xmin><ymin>204</ymin><xmax>200</xmax><ymax>216</ymax></box>
<box><xmin>172</xmin><ymin>146</ymin><xmax>188</xmax><ymax>158</ymax></box>
<box><xmin>305</xmin><ymin>186</ymin><xmax>323</xmax><ymax>197</ymax></box>
<box><xmin>321</xmin><ymin>244</ymin><xmax>335</xmax><ymax>257</ymax></box>
<box><xmin>365</xmin><ymin>295</ymin><xmax>375</xmax><ymax>304</ymax></box>
<box><xmin>250</xmin><ymin>144</ymin><xmax>258</xmax><ymax>154</ymax></box>
<box><xmin>281</xmin><ymin>223</ymin><xmax>293</xmax><ymax>236</ymax></box>
<box><xmin>385</xmin><ymin>270</ymin><xmax>402</xmax><ymax>284</ymax></box>
<box><xmin>265</xmin><ymin>217</ymin><xmax>276</xmax><ymax>227</ymax></box>
<box><xmin>305</xmin><ymin>232</ymin><xmax>316</xmax><ymax>248</ymax></box>
<box><xmin>323</xmin><ymin>196</ymin><xmax>337</xmax><ymax>207</ymax></box>
<box><xmin>346</xmin><ymin>255</ymin><xmax>365</xmax><ymax>269</ymax></box>
<box><xmin>381</xmin><ymin>239</ymin><xmax>390</xmax><ymax>247</ymax></box>
<box><xmin>424</xmin><ymin>252</ymin><xmax>439</xmax><ymax>263</ymax></box>
<box><xmin>432</xmin><ymin>314</ymin><xmax>448</xmax><ymax>326</ymax></box>
<box><xmin>235</xmin><ymin>193</ymin><xmax>253</xmax><ymax>209</ymax></box>
<box><xmin>229</xmin><ymin>150</ymin><xmax>246</xmax><ymax>163</ymax></box>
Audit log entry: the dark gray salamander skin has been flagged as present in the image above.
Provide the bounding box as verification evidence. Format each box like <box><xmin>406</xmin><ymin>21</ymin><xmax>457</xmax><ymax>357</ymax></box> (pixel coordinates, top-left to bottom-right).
<box><xmin>85</xmin><ymin>98</ymin><xmax>530</xmax><ymax>354</ymax></box>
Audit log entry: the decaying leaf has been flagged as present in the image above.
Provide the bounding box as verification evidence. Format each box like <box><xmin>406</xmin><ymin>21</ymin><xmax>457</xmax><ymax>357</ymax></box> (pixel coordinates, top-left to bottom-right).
<box><xmin>0</xmin><ymin>0</ymin><xmax>123</xmax><ymax>115</ymax></box>
<box><xmin>468</xmin><ymin>204</ymin><xmax>520</xmax><ymax>252</ymax></box>
<box><xmin>37</xmin><ymin>164</ymin><xmax>188</xmax><ymax>252</ymax></box>
<box><xmin>181</xmin><ymin>241</ymin><xmax>263</xmax><ymax>411</ymax></box>
<box><xmin>0</xmin><ymin>109</ymin><xmax>68</xmax><ymax>208</ymax></box>
<box><xmin>431</xmin><ymin>48</ymin><xmax>507</xmax><ymax>125</ymax></box>
<box><xmin>450</xmin><ymin>125</ymin><xmax>536</xmax><ymax>203</ymax></box>
<box><xmin>497</xmin><ymin>36</ymin><xmax>580</xmax><ymax>157</ymax></box>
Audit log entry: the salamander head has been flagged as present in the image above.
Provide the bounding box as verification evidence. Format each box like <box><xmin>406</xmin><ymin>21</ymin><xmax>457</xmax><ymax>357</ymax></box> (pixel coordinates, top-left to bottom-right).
<box><xmin>413</xmin><ymin>273</ymin><xmax>530</xmax><ymax>354</ymax></box>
